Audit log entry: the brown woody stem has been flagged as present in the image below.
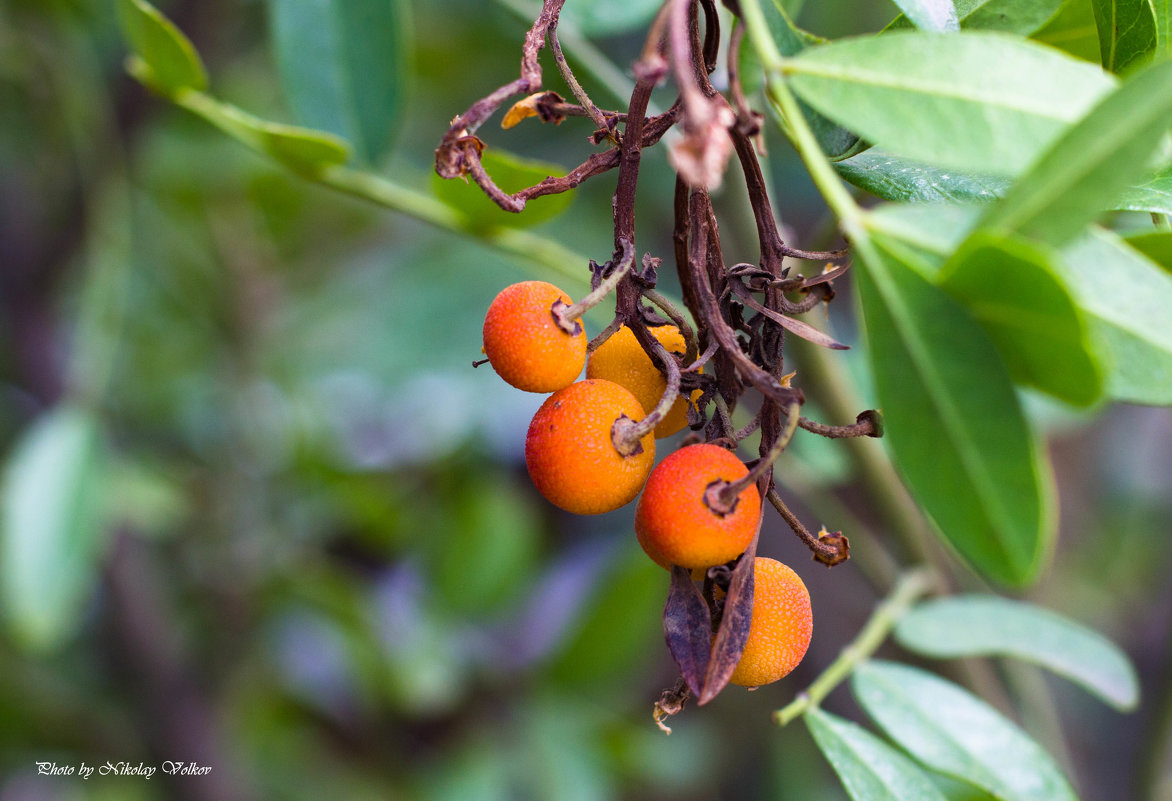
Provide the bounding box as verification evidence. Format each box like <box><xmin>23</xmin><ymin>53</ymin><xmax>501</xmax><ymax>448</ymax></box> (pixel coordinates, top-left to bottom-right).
<box><xmin>714</xmin><ymin>400</ymin><xmax>799</xmax><ymax>510</ymax></box>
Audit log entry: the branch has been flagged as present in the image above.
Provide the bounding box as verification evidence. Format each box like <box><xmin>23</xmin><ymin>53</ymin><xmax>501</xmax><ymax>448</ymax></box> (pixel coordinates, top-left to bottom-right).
<box><xmin>772</xmin><ymin>568</ymin><xmax>936</xmax><ymax>726</ymax></box>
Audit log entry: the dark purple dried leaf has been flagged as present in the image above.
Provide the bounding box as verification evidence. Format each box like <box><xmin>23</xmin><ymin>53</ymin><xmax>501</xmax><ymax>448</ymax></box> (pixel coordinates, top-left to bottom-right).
<box><xmin>699</xmin><ymin>510</ymin><xmax>763</xmax><ymax>704</ymax></box>
<box><xmin>663</xmin><ymin>565</ymin><xmax>712</xmax><ymax>696</ymax></box>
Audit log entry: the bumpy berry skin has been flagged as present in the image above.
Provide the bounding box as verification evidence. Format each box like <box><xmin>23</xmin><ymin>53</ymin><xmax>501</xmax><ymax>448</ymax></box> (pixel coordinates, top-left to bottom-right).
<box><xmin>525</xmin><ymin>379</ymin><xmax>655</xmax><ymax>515</ymax></box>
<box><xmin>586</xmin><ymin>324</ymin><xmax>699</xmax><ymax>438</ymax></box>
<box><xmin>634</xmin><ymin>443</ymin><xmax>760</xmax><ymax>569</ymax></box>
<box><xmin>729</xmin><ymin>558</ymin><xmax>812</xmax><ymax>687</ymax></box>
<box><xmin>483</xmin><ymin>281</ymin><xmax>586</xmax><ymax>393</ymax></box>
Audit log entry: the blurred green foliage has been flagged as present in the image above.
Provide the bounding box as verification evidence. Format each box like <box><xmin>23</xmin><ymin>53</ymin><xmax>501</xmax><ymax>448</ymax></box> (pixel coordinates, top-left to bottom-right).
<box><xmin>0</xmin><ymin>0</ymin><xmax>1170</xmax><ymax>799</ymax></box>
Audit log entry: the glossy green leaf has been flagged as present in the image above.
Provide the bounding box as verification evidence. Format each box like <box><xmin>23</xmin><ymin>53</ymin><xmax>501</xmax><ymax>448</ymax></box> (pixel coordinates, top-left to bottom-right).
<box><xmin>1033</xmin><ymin>0</ymin><xmax>1103</xmax><ymax>61</ymax></box>
<box><xmin>1123</xmin><ymin>228</ymin><xmax>1172</xmax><ymax>269</ymax></box>
<box><xmin>976</xmin><ymin>57</ymin><xmax>1172</xmax><ymax>246</ymax></box>
<box><xmin>431</xmin><ymin>149</ymin><xmax>573</xmax><ymax>230</ymax></box>
<box><xmin>268</xmin><ymin>0</ymin><xmax>409</xmax><ymax>164</ymax></box>
<box><xmin>1115</xmin><ymin>166</ymin><xmax>1172</xmax><ymax>215</ymax></box>
<box><xmin>895</xmin><ymin>595</ymin><xmax>1140</xmax><ymax>710</ymax></box>
<box><xmin>747</xmin><ymin>1</ymin><xmax>866</xmax><ymax>160</ymax></box>
<box><xmin>1</xmin><ymin>407</ymin><xmax>108</xmax><ymax>651</ymax></box>
<box><xmin>854</xmin><ymin>661</ymin><xmax>1078</xmax><ymax>801</ymax></box>
<box><xmin>117</xmin><ymin>0</ymin><xmax>207</xmax><ymax>93</ymax></box>
<box><xmin>1060</xmin><ymin>228</ymin><xmax>1172</xmax><ymax>404</ymax></box>
<box><xmin>883</xmin><ymin>210</ymin><xmax>1172</xmax><ymax>405</ymax></box>
<box><xmin>891</xmin><ymin>0</ymin><xmax>960</xmax><ymax>31</ymax></box>
<box><xmin>1093</xmin><ymin>0</ymin><xmax>1158</xmax><ymax>72</ymax></box>
<box><xmin>891</xmin><ymin>0</ymin><xmax>1065</xmax><ymax>33</ymax></box>
<box><xmin>866</xmin><ymin>203</ymin><xmax>981</xmax><ymax>256</ymax></box>
<box><xmin>857</xmin><ymin>241</ymin><xmax>1052</xmax><ymax>586</ymax></box>
<box><xmin>785</xmin><ymin>32</ymin><xmax>1117</xmax><ymax>176</ymax></box>
<box><xmin>807</xmin><ymin>707</ymin><xmax>949</xmax><ymax>801</ymax></box>
<box><xmin>938</xmin><ymin>233</ymin><xmax>1104</xmax><ymax>406</ymax></box>
<box><xmin>837</xmin><ymin>150</ymin><xmax>1010</xmax><ymax>203</ymax></box>
<box><xmin>168</xmin><ymin>89</ymin><xmax>350</xmax><ymax>173</ymax></box>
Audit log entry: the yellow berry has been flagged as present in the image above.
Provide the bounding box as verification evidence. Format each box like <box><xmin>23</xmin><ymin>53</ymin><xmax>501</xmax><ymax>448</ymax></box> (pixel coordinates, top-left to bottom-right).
<box><xmin>483</xmin><ymin>281</ymin><xmax>586</xmax><ymax>393</ymax></box>
<box><xmin>635</xmin><ymin>443</ymin><xmax>760</xmax><ymax>569</ymax></box>
<box><xmin>525</xmin><ymin>379</ymin><xmax>655</xmax><ymax>515</ymax></box>
<box><xmin>729</xmin><ymin>558</ymin><xmax>812</xmax><ymax>687</ymax></box>
<box><xmin>586</xmin><ymin>324</ymin><xmax>700</xmax><ymax>438</ymax></box>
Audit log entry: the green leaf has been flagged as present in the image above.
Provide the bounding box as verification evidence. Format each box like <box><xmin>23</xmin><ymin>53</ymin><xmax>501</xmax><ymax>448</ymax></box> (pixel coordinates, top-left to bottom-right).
<box><xmin>117</xmin><ymin>0</ymin><xmax>207</xmax><ymax>93</ymax></box>
<box><xmin>748</xmin><ymin>1</ymin><xmax>866</xmax><ymax>160</ymax></box>
<box><xmin>167</xmin><ymin>89</ymin><xmax>350</xmax><ymax>173</ymax></box>
<box><xmin>1093</xmin><ymin>0</ymin><xmax>1158</xmax><ymax>72</ymax></box>
<box><xmin>807</xmin><ymin>707</ymin><xmax>950</xmax><ymax>801</ymax></box>
<box><xmin>891</xmin><ymin>0</ymin><xmax>1065</xmax><ymax>33</ymax></box>
<box><xmin>975</xmin><ymin>57</ymin><xmax>1172</xmax><ymax>246</ymax></box>
<box><xmin>267</xmin><ymin>0</ymin><xmax>410</xmax><ymax>165</ymax></box>
<box><xmin>853</xmin><ymin>661</ymin><xmax>1078</xmax><ymax>801</ymax></box>
<box><xmin>741</xmin><ymin>0</ymin><xmax>823</xmax><ymax>97</ymax></box>
<box><xmin>1</xmin><ymin>407</ymin><xmax>108</xmax><ymax>651</ymax></box>
<box><xmin>1123</xmin><ymin>228</ymin><xmax>1172</xmax><ymax>269</ymax></box>
<box><xmin>895</xmin><ymin>595</ymin><xmax>1140</xmax><ymax>710</ymax></box>
<box><xmin>938</xmin><ymin>233</ymin><xmax>1104</xmax><ymax>406</ymax></box>
<box><xmin>836</xmin><ymin>149</ymin><xmax>1010</xmax><ymax>203</ymax></box>
<box><xmin>1115</xmin><ymin>166</ymin><xmax>1172</xmax><ymax>215</ymax></box>
<box><xmin>431</xmin><ymin>149</ymin><xmax>573</xmax><ymax>230</ymax></box>
<box><xmin>785</xmin><ymin>31</ymin><xmax>1117</xmax><ymax>176</ymax></box>
<box><xmin>1060</xmin><ymin>228</ymin><xmax>1172</xmax><ymax>404</ymax></box>
<box><xmin>866</xmin><ymin>203</ymin><xmax>981</xmax><ymax>256</ymax></box>
<box><xmin>890</xmin><ymin>0</ymin><xmax>960</xmax><ymax>31</ymax></box>
<box><xmin>1033</xmin><ymin>0</ymin><xmax>1103</xmax><ymax>61</ymax></box>
<box><xmin>857</xmin><ymin>241</ymin><xmax>1052</xmax><ymax>586</ymax></box>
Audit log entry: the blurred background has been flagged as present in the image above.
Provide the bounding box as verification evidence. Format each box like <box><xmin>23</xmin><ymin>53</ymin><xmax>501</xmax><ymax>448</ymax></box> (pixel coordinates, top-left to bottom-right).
<box><xmin>1</xmin><ymin>0</ymin><xmax>1171</xmax><ymax>799</ymax></box>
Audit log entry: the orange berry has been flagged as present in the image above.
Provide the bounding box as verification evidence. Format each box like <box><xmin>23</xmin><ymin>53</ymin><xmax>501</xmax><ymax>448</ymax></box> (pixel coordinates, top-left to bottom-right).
<box><xmin>483</xmin><ymin>281</ymin><xmax>586</xmax><ymax>393</ymax></box>
<box><xmin>586</xmin><ymin>324</ymin><xmax>700</xmax><ymax>438</ymax></box>
<box><xmin>729</xmin><ymin>558</ymin><xmax>812</xmax><ymax>687</ymax></box>
<box><xmin>634</xmin><ymin>443</ymin><xmax>760</xmax><ymax>569</ymax></box>
<box><xmin>525</xmin><ymin>379</ymin><xmax>656</xmax><ymax>515</ymax></box>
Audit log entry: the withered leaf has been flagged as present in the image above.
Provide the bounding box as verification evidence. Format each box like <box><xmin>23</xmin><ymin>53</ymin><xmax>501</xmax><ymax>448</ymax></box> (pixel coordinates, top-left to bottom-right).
<box><xmin>729</xmin><ymin>281</ymin><xmax>848</xmax><ymax>350</ymax></box>
<box><xmin>699</xmin><ymin>527</ymin><xmax>758</xmax><ymax>704</ymax></box>
<box><xmin>663</xmin><ymin>565</ymin><xmax>712</xmax><ymax>696</ymax></box>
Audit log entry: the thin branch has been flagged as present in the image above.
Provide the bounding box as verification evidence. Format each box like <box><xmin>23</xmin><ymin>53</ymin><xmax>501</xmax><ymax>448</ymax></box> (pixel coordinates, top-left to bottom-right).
<box><xmin>773</xmin><ymin>568</ymin><xmax>936</xmax><ymax>726</ymax></box>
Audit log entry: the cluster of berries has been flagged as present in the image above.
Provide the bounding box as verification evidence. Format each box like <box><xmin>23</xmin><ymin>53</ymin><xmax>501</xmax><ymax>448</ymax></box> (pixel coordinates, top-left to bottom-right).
<box><xmin>482</xmin><ymin>279</ymin><xmax>812</xmax><ymax>687</ymax></box>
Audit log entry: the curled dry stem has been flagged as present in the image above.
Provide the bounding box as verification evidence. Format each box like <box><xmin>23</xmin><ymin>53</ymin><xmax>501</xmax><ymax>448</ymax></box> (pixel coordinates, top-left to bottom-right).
<box><xmin>612</xmin><ymin>321</ymin><xmax>685</xmax><ymax>453</ymax></box>
<box><xmin>766</xmin><ymin>488</ymin><xmax>850</xmax><ymax>566</ymax></box>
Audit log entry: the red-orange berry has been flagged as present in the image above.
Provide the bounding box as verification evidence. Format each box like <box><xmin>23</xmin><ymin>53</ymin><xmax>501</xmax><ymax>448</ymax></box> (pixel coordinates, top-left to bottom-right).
<box><xmin>586</xmin><ymin>324</ymin><xmax>702</xmax><ymax>438</ymax></box>
<box><xmin>729</xmin><ymin>557</ymin><xmax>812</xmax><ymax>687</ymax></box>
<box><xmin>634</xmin><ymin>443</ymin><xmax>760</xmax><ymax>569</ymax></box>
<box><xmin>525</xmin><ymin>379</ymin><xmax>656</xmax><ymax>515</ymax></box>
<box><xmin>482</xmin><ymin>280</ymin><xmax>586</xmax><ymax>393</ymax></box>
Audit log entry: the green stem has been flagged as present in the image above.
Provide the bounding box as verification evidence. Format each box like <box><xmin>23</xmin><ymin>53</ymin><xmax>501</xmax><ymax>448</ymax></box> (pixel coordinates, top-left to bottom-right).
<box><xmin>170</xmin><ymin>87</ymin><xmax>591</xmax><ymax>289</ymax></box>
<box><xmin>773</xmin><ymin>567</ymin><xmax>935</xmax><ymax>726</ymax></box>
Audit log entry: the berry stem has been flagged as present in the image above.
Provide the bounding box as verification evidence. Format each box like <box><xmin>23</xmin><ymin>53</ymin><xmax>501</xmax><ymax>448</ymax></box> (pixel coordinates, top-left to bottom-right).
<box><xmin>559</xmin><ymin>238</ymin><xmax>636</xmax><ymax>327</ymax></box>
<box><xmin>772</xmin><ymin>567</ymin><xmax>936</xmax><ymax>727</ymax></box>
<box><xmin>611</xmin><ymin>329</ymin><xmax>684</xmax><ymax>453</ymax></box>
<box><xmin>713</xmin><ymin>400</ymin><xmax>800</xmax><ymax>511</ymax></box>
